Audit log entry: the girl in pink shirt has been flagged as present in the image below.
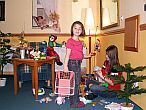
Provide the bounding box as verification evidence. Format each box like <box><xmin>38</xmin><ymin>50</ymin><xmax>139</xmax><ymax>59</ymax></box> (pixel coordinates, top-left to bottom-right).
<box><xmin>64</xmin><ymin>21</ymin><xmax>92</xmax><ymax>108</ymax></box>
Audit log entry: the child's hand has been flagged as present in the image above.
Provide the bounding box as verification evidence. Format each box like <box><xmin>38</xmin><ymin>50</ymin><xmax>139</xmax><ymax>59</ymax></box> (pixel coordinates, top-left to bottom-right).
<box><xmin>84</xmin><ymin>52</ymin><xmax>96</xmax><ymax>59</ymax></box>
<box><xmin>84</xmin><ymin>55</ymin><xmax>91</xmax><ymax>59</ymax></box>
<box><xmin>64</xmin><ymin>67</ymin><xmax>69</xmax><ymax>72</ymax></box>
<box><xmin>90</xmin><ymin>52</ymin><xmax>96</xmax><ymax>56</ymax></box>
<box><xmin>96</xmin><ymin>71</ymin><xmax>104</xmax><ymax>78</ymax></box>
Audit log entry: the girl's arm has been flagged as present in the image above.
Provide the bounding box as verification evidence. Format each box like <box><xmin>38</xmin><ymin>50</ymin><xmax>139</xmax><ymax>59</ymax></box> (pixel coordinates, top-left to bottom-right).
<box><xmin>64</xmin><ymin>48</ymin><xmax>71</xmax><ymax>72</ymax></box>
<box><xmin>84</xmin><ymin>52</ymin><xmax>96</xmax><ymax>59</ymax></box>
<box><xmin>96</xmin><ymin>71</ymin><xmax>114</xmax><ymax>86</ymax></box>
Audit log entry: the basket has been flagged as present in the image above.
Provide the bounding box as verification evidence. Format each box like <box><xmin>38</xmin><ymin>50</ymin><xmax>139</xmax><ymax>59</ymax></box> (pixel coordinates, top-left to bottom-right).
<box><xmin>55</xmin><ymin>71</ymin><xmax>75</xmax><ymax>96</ymax></box>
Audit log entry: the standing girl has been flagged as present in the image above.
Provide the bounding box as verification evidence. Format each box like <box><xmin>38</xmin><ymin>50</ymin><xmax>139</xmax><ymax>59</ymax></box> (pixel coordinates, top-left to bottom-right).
<box><xmin>64</xmin><ymin>21</ymin><xmax>92</xmax><ymax>108</ymax></box>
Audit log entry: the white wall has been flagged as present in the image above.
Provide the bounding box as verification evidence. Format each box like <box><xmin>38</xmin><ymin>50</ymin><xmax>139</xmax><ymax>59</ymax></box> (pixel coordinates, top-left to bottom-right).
<box><xmin>0</xmin><ymin>0</ymin><xmax>98</xmax><ymax>33</ymax></box>
<box><xmin>1</xmin><ymin>0</ymin><xmax>146</xmax><ymax>33</ymax></box>
<box><xmin>100</xmin><ymin>0</ymin><xmax>146</xmax><ymax>32</ymax></box>
<box><xmin>120</xmin><ymin>0</ymin><xmax>146</xmax><ymax>28</ymax></box>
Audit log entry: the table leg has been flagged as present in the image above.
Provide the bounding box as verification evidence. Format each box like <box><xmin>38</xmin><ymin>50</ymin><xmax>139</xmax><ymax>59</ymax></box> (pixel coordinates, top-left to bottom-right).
<box><xmin>14</xmin><ymin>62</ymin><xmax>18</xmax><ymax>95</ymax></box>
<box><xmin>51</xmin><ymin>61</ymin><xmax>55</xmax><ymax>92</ymax></box>
<box><xmin>34</xmin><ymin>65</ymin><xmax>38</xmax><ymax>99</ymax></box>
<box><xmin>32</xmin><ymin>68</ymin><xmax>35</xmax><ymax>89</ymax></box>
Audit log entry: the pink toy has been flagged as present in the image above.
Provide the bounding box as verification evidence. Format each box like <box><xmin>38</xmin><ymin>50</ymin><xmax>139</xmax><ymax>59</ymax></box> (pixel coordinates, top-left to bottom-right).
<box><xmin>55</xmin><ymin>71</ymin><xmax>75</xmax><ymax>96</ymax></box>
<box><xmin>55</xmin><ymin>96</ymin><xmax>65</xmax><ymax>105</ymax></box>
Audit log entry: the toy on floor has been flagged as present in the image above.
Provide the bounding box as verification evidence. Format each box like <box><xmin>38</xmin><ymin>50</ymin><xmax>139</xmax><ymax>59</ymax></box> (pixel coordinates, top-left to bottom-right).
<box><xmin>55</xmin><ymin>96</ymin><xmax>65</xmax><ymax>105</ymax></box>
<box><xmin>35</xmin><ymin>97</ymin><xmax>52</xmax><ymax>103</ymax></box>
<box><xmin>55</xmin><ymin>71</ymin><xmax>75</xmax><ymax>96</ymax></box>
<box><xmin>49</xmin><ymin>92</ymin><xmax>56</xmax><ymax>97</ymax></box>
<box><xmin>92</xmin><ymin>102</ymin><xmax>97</xmax><ymax>110</ymax></box>
<box><xmin>32</xmin><ymin>88</ymin><xmax>45</xmax><ymax>96</ymax></box>
<box><xmin>39</xmin><ymin>97</ymin><xmax>52</xmax><ymax>103</ymax></box>
<box><xmin>105</xmin><ymin>102</ymin><xmax>121</xmax><ymax>110</ymax></box>
<box><xmin>79</xmin><ymin>97</ymin><xmax>92</xmax><ymax>104</ymax></box>
<box><xmin>80</xmin><ymin>83</ymin><xmax>86</xmax><ymax>97</ymax></box>
<box><xmin>46</xmin><ymin>34</ymin><xmax>63</xmax><ymax>65</ymax></box>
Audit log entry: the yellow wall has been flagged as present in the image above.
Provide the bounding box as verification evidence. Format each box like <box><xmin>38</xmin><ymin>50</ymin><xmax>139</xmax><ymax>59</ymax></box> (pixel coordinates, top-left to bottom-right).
<box><xmin>96</xmin><ymin>30</ymin><xmax>146</xmax><ymax>109</ymax></box>
<box><xmin>10</xmin><ymin>35</ymin><xmax>93</xmax><ymax>73</ymax></box>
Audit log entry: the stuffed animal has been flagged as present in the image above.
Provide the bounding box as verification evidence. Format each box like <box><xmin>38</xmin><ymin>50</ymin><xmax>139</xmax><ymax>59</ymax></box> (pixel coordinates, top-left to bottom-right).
<box><xmin>55</xmin><ymin>96</ymin><xmax>65</xmax><ymax>105</ymax></box>
<box><xmin>46</xmin><ymin>34</ymin><xmax>63</xmax><ymax>66</ymax></box>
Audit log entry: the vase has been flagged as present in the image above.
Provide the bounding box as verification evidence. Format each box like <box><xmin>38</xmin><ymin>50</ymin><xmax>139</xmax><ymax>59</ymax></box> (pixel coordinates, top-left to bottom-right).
<box><xmin>20</xmin><ymin>49</ymin><xmax>25</xmax><ymax>59</ymax></box>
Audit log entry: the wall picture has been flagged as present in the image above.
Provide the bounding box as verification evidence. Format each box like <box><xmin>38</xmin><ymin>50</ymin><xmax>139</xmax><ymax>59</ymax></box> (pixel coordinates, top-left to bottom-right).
<box><xmin>32</xmin><ymin>0</ymin><xmax>60</xmax><ymax>31</ymax></box>
<box><xmin>0</xmin><ymin>1</ymin><xmax>5</xmax><ymax>21</ymax></box>
<box><xmin>124</xmin><ymin>15</ymin><xmax>140</xmax><ymax>52</ymax></box>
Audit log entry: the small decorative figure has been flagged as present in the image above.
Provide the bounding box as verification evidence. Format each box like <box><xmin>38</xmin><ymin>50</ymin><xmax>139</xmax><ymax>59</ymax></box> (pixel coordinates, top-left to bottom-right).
<box><xmin>62</xmin><ymin>41</ymin><xmax>66</xmax><ymax>48</ymax></box>
<box><xmin>18</xmin><ymin>31</ymin><xmax>28</xmax><ymax>48</ymax></box>
<box><xmin>94</xmin><ymin>39</ymin><xmax>100</xmax><ymax>52</ymax></box>
<box><xmin>46</xmin><ymin>34</ymin><xmax>63</xmax><ymax>66</ymax></box>
<box><xmin>29</xmin><ymin>48</ymin><xmax>41</xmax><ymax>60</ymax></box>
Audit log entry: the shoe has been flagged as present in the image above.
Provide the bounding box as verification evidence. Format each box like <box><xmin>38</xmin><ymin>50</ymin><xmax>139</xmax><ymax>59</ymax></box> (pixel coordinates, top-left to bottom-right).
<box><xmin>85</xmin><ymin>93</ymin><xmax>98</xmax><ymax>100</ymax></box>
<box><xmin>70</xmin><ymin>101</ymin><xmax>85</xmax><ymax>108</ymax></box>
<box><xmin>49</xmin><ymin>93</ymin><xmax>56</xmax><ymax>97</ymax></box>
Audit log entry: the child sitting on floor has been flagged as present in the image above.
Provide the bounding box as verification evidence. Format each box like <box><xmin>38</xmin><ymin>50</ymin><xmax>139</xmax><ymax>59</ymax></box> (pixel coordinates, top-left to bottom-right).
<box><xmin>85</xmin><ymin>45</ymin><xmax>122</xmax><ymax>100</ymax></box>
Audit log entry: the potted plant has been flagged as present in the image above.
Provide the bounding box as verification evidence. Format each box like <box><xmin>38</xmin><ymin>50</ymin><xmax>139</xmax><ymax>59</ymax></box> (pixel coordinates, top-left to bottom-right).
<box><xmin>0</xmin><ymin>31</ymin><xmax>14</xmax><ymax>86</ymax></box>
<box><xmin>108</xmin><ymin>63</ymin><xmax>146</xmax><ymax>110</ymax></box>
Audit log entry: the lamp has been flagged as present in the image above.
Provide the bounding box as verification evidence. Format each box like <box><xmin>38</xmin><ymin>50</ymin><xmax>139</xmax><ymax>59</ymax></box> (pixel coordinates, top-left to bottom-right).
<box><xmin>84</xmin><ymin>8</ymin><xmax>95</xmax><ymax>35</ymax></box>
<box><xmin>102</xmin><ymin>8</ymin><xmax>111</xmax><ymax>27</ymax></box>
<box><xmin>84</xmin><ymin>8</ymin><xmax>95</xmax><ymax>73</ymax></box>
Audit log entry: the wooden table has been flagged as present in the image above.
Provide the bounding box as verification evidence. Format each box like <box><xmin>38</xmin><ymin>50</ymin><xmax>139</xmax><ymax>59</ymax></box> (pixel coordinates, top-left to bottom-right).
<box><xmin>12</xmin><ymin>58</ymin><xmax>55</xmax><ymax>99</ymax></box>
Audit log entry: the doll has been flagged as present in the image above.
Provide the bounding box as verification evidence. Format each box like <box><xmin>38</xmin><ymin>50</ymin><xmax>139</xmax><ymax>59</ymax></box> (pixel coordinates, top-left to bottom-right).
<box><xmin>46</xmin><ymin>34</ymin><xmax>63</xmax><ymax>66</ymax></box>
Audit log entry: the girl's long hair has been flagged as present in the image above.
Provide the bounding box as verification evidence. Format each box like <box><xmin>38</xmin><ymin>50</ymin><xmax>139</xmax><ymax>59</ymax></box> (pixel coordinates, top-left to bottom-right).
<box><xmin>106</xmin><ymin>45</ymin><xmax>120</xmax><ymax>68</ymax></box>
